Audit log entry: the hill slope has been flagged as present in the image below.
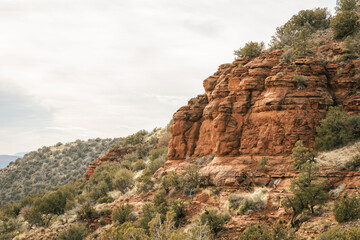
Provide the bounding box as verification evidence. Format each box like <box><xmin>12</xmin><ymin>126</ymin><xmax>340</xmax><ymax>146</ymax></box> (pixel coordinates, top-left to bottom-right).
<box><xmin>0</xmin><ymin>138</ymin><xmax>120</xmax><ymax>206</ymax></box>
<box><xmin>0</xmin><ymin>155</ymin><xmax>19</xmax><ymax>169</ymax></box>
<box><xmin>2</xmin><ymin>2</ymin><xmax>360</xmax><ymax>240</ymax></box>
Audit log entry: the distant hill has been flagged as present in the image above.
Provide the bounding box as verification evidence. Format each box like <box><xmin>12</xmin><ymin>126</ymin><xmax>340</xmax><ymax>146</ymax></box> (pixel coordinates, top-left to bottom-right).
<box><xmin>0</xmin><ymin>155</ymin><xmax>19</xmax><ymax>169</ymax></box>
<box><xmin>14</xmin><ymin>152</ymin><xmax>29</xmax><ymax>158</ymax></box>
<box><xmin>0</xmin><ymin>137</ymin><xmax>121</xmax><ymax>206</ymax></box>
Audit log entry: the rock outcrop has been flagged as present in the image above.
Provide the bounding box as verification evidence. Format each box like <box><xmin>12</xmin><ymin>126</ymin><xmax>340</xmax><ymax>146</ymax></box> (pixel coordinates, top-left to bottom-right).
<box><xmin>84</xmin><ymin>146</ymin><xmax>136</xmax><ymax>180</ymax></box>
<box><xmin>168</xmin><ymin>50</ymin><xmax>360</xmax><ymax>160</ymax></box>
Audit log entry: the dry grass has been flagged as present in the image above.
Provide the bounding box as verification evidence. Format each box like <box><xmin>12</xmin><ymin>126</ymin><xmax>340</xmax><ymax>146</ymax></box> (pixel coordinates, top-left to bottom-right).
<box><xmin>316</xmin><ymin>140</ymin><xmax>360</xmax><ymax>169</ymax></box>
<box><xmin>227</xmin><ymin>188</ymin><xmax>269</xmax><ymax>215</ymax></box>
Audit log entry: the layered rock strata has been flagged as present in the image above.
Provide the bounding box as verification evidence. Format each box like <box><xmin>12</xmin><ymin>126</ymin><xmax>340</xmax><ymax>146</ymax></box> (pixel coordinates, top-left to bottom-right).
<box><xmin>168</xmin><ymin>50</ymin><xmax>360</xmax><ymax>160</ymax></box>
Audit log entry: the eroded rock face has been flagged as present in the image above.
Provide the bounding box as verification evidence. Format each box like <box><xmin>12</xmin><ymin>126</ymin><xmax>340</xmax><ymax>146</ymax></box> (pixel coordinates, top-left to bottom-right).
<box><xmin>168</xmin><ymin>50</ymin><xmax>360</xmax><ymax>160</ymax></box>
<box><xmin>84</xmin><ymin>146</ymin><xmax>136</xmax><ymax>180</ymax></box>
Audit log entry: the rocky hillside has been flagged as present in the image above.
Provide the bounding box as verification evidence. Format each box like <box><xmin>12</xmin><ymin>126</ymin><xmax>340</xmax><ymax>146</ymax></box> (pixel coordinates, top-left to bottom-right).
<box><xmin>0</xmin><ymin>137</ymin><xmax>119</xmax><ymax>206</ymax></box>
<box><xmin>168</xmin><ymin>48</ymin><xmax>360</xmax><ymax>160</ymax></box>
<box><xmin>2</xmin><ymin>2</ymin><xmax>360</xmax><ymax>240</ymax></box>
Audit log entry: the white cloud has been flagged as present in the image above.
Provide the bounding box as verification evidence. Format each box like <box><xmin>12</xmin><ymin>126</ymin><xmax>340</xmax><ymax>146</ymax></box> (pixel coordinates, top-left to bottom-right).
<box><xmin>0</xmin><ymin>0</ymin><xmax>336</xmax><ymax>153</ymax></box>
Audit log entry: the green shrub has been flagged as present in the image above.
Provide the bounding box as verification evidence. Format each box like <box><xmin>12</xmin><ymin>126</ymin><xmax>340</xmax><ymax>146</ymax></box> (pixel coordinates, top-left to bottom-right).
<box><xmin>239</xmin><ymin>223</ymin><xmax>271</xmax><ymax>240</ymax></box>
<box><xmin>280</xmin><ymin>47</ymin><xmax>295</xmax><ymax>62</ymax></box>
<box><xmin>150</xmin><ymin>147</ymin><xmax>168</xmax><ymax>161</ymax></box>
<box><xmin>98</xmin><ymin>208</ymin><xmax>112</xmax><ymax>217</ymax></box>
<box><xmin>133</xmin><ymin>159</ymin><xmax>146</xmax><ymax>171</ymax></box>
<box><xmin>0</xmin><ymin>219</ymin><xmax>19</xmax><ymax>240</ymax></box>
<box><xmin>123</xmin><ymin>153</ymin><xmax>138</xmax><ymax>163</ymax></box>
<box><xmin>148</xmin><ymin>158</ymin><xmax>166</xmax><ymax>174</ymax></box>
<box><xmin>342</xmin><ymin>36</ymin><xmax>360</xmax><ymax>59</ymax></box>
<box><xmin>282</xmin><ymin>162</ymin><xmax>328</xmax><ymax>227</ymax></box>
<box><xmin>86</xmin><ymin>162</ymin><xmax>120</xmax><ymax>192</ymax></box>
<box><xmin>315</xmin><ymin>106</ymin><xmax>360</xmax><ymax>151</ymax></box>
<box><xmin>148</xmin><ymin>211</ymin><xmax>177</xmax><ymax>240</ymax></box>
<box><xmin>87</xmin><ymin>181</ymin><xmax>109</xmax><ymax>201</ymax></box>
<box><xmin>120</xmin><ymin>160</ymin><xmax>133</xmax><ymax>170</ymax></box>
<box><xmin>270</xmin><ymin>8</ymin><xmax>330</xmax><ymax>49</ymax></box>
<box><xmin>103</xmin><ymin>222</ymin><xmax>149</xmax><ymax>240</ymax></box>
<box><xmin>317</xmin><ymin>225</ymin><xmax>360</xmax><ymax>240</ymax></box>
<box><xmin>292</xmin><ymin>25</ymin><xmax>313</xmax><ymax>55</ymax></box>
<box><xmin>121</xmin><ymin>130</ymin><xmax>148</xmax><ymax>147</ymax></box>
<box><xmin>161</xmin><ymin>172</ymin><xmax>181</xmax><ymax>193</ymax></box>
<box><xmin>335</xmin><ymin>0</ymin><xmax>359</xmax><ymax>12</ymax></box>
<box><xmin>56</xmin><ymin>224</ymin><xmax>89</xmax><ymax>240</ymax></box>
<box><xmin>331</xmin><ymin>11</ymin><xmax>359</xmax><ymax>39</ymax></box>
<box><xmin>200</xmin><ymin>208</ymin><xmax>228</xmax><ymax>235</ymax></box>
<box><xmin>76</xmin><ymin>203</ymin><xmax>97</xmax><ymax>221</ymax></box>
<box><xmin>234</xmin><ymin>41</ymin><xmax>265</xmax><ymax>58</ymax></box>
<box><xmin>170</xmin><ymin>199</ymin><xmax>186</xmax><ymax>227</ymax></box>
<box><xmin>153</xmin><ymin>190</ymin><xmax>168</xmax><ymax>220</ymax></box>
<box><xmin>334</xmin><ymin>193</ymin><xmax>360</xmax><ymax>223</ymax></box>
<box><xmin>345</xmin><ymin>154</ymin><xmax>360</xmax><ymax>170</ymax></box>
<box><xmin>22</xmin><ymin>206</ymin><xmax>45</xmax><ymax>227</ymax></box>
<box><xmin>97</xmin><ymin>195</ymin><xmax>114</xmax><ymax>204</ymax></box>
<box><xmin>239</xmin><ymin>221</ymin><xmax>299</xmax><ymax>240</ymax></box>
<box><xmin>187</xmin><ymin>219</ymin><xmax>211</xmax><ymax>240</ymax></box>
<box><xmin>270</xmin><ymin>221</ymin><xmax>300</xmax><ymax>240</ymax></box>
<box><xmin>0</xmin><ymin>203</ymin><xmax>21</xmax><ymax>220</ymax></box>
<box><xmin>136</xmin><ymin>170</ymin><xmax>155</xmax><ymax>193</ymax></box>
<box><xmin>290</xmin><ymin>8</ymin><xmax>330</xmax><ymax>30</ymax></box>
<box><xmin>112</xmin><ymin>169</ymin><xmax>134</xmax><ymax>193</ymax></box>
<box><xmin>290</xmin><ymin>140</ymin><xmax>316</xmax><ymax>170</ymax></box>
<box><xmin>136</xmin><ymin>203</ymin><xmax>155</xmax><ymax>232</ymax></box>
<box><xmin>112</xmin><ymin>204</ymin><xmax>134</xmax><ymax>226</ymax></box>
<box><xmin>293</xmin><ymin>75</ymin><xmax>307</xmax><ymax>90</ymax></box>
<box><xmin>183</xmin><ymin>164</ymin><xmax>203</xmax><ymax>190</ymax></box>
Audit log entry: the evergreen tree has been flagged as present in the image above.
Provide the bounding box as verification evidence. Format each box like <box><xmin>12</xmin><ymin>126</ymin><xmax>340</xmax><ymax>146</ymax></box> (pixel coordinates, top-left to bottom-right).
<box><xmin>282</xmin><ymin>162</ymin><xmax>328</xmax><ymax>227</ymax></box>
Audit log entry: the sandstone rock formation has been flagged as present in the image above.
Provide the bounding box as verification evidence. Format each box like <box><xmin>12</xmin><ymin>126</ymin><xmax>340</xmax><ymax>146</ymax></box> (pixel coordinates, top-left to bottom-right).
<box><xmin>84</xmin><ymin>146</ymin><xmax>136</xmax><ymax>180</ymax></box>
<box><xmin>168</xmin><ymin>50</ymin><xmax>360</xmax><ymax>160</ymax></box>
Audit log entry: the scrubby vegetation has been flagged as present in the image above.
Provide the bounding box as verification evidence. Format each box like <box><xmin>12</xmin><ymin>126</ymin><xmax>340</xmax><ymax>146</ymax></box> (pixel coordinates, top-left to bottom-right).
<box><xmin>239</xmin><ymin>221</ymin><xmax>300</xmax><ymax>240</ymax></box>
<box><xmin>270</xmin><ymin>8</ymin><xmax>330</xmax><ymax>52</ymax></box>
<box><xmin>200</xmin><ymin>208</ymin><xmax>229</xmax><ymax>236</ymax></box>
<box><xmin>2</xmin><ymin>1</ymin><xmax>360</xmax><ymax>239</ymax></box>
<box><xmin>282</xmin><ymin>162</ymin><xmax>329</xmax><ymax>227</ymax></box>
<box><xmin>0</xmin><ymin>127</ymin><xmax>172</xmax><ymax>239</ymax></box>
<box><xmin>290</xmin><ymin>140</ymin><xmax>316</xmax><ymax>170</ymax></box>
<box><xmin>292</xmin><ymin>75</ymin><xmax>307</xmax><ymax>90</ymax></box>
<box><xmin>315</xmin><ymin>106</ymin><xmax>360</xmax><ymax>151</ymax></box>
<box><xmin>56</xmin><ymin>224</ymin><xmax>89</xmax><ymax>240</ymax></box>
<box><xmin>333</xmin><ymin>193</ymin><xmax>360</xmax><ymax>223</ymax></box>
<box><xmin>234</xmin><ymin>41</ymin><xmax>265</xmax><ymax>58</ymax></box>
<box><xmin>317</xmin><ymin>225</ymin><xmax>360</xmax><ymax>240</ymax></box>
<box><xmin>331</xmin><ymin>0</ymin><xmax>359</xmax><ymax>39</ymax></box>
<box><xmin>228</xmin><ymin>188</ymin><xmax>269</xmax><ymax>215</ymax></box>
<box><xmin>0</xmin><ymin>138</ymin><xmax>117</xmax><ymax>207</ymax></box>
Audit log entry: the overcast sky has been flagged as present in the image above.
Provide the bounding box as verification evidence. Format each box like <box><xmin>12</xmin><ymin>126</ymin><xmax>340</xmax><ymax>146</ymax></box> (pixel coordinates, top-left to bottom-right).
<box><xmin>0</xmin><ymin>0</ymin><xmax>336</xmax><ymax>154</ymax></box>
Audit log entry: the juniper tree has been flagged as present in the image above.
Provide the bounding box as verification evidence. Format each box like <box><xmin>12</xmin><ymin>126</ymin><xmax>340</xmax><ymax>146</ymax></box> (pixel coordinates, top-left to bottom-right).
<box><xmin>283</xmin><ymin>162</ymin><xmax>328</xmax><ymax>227</ymax></box>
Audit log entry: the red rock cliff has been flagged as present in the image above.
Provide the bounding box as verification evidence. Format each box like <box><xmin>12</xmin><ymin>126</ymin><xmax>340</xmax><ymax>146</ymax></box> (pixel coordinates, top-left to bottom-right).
<box><xmin>84</xmin><ymin>146</ymin><xmax>136</xmax><ymax>180</ymax></box>
<box><xmin>168</xmin><ymin>49</ymin><xmax>360</xmax><ymax>160</ymax></box>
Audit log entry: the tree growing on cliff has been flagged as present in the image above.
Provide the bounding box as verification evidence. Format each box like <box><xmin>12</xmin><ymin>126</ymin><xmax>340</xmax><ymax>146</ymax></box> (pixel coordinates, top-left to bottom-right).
<box><xmin>315</xmin><ymin>106</ymin><xmax>360</xmax><ymax>151</ymax></box>
<box><xmin>282</xmin><ymin>162</ymin><xmax>328</xmax><ymax>227</ymax></box>
<box><xmin>234</xmin><ymin>41</ymin><xmax>265</xmax><ymax>58</ymax></box>
<box><xmin>335</xmin><ymin>0</ymin><xmax>359</xmax><ymax>12</ymax></box>
<box><xmin>270</xmin><ymin>8</ymin><xmax>330</xmax><ymax>50</ymax></box>
<box><xmin>331</xmin><ymin>0</ymin><xmax>359</xmax><ymax>39</ymax></box>
<box><xmin>331</xmin><ymin>10</ymin><xmax>359</xmax><ymax>39</ymax></box>
<box><xmin>290</xmin><ymin>141</ymin><xmax>316</xmax><ymax>170</ymax></box>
